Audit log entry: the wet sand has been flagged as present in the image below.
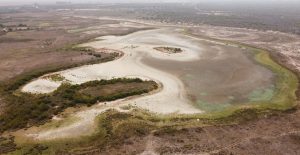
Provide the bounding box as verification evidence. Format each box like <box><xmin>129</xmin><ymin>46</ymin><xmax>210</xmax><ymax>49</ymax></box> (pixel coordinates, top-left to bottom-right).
<box><xmin>143</xmin><ymin>41</ymin><xmax>275</xmax><ymax>112</ymax></box>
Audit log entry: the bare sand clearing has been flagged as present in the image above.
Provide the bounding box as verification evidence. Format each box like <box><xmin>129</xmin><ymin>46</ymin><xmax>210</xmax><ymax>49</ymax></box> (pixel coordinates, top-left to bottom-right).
<box><xmin>21</xmin><ymin>29</ymin><xmax>205</xmax><ymax>140</ymax></box>
<box><xmin>22</xmin><ymin>79</ymin><xmax>62</xmax><ymax>94</ymax></box>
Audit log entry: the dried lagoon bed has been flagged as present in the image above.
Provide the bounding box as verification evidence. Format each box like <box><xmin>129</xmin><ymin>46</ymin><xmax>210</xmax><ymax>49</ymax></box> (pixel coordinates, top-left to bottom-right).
<box><xmin>2</xmin><ymin>27</ymin><xmax>298</xmax><ymax>154</ymax></box>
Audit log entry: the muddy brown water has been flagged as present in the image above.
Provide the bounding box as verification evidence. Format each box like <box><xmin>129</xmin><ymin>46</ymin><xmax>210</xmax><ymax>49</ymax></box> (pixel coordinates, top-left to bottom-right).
<box><xmin>142</xmin><ymin>41</ymin><xmax>275</xmax><ymax>112</ymax></box>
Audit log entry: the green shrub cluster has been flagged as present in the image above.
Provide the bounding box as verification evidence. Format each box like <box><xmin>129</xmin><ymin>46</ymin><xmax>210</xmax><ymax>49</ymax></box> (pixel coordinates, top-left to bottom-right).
<box><xmin>0</xmin><ymin>78</ymin><xmax>157</xmax><ymax>133</ymax></box>
<box><xmin>0</xmin><ymin>52</ymin><xmax>120</xmax><ymax>132</ymax></box>
<box><xmin>61</xmin><ymin>110</ymin><xmax>155</xmax><ymax>154</ymax></box>
<box><xmin>55</xmin><ymin>78</ymin><xmax>157</xmax><ymax>106</ymax></box>
<box><xmin>63</xmin><ymin>46</ymin><xmax>103</xmax><ymax>58</ymax></box>
<box><xmin>0</xmin><ymin>136</ymin><xmax>16</xmax><ymax>154</ymax></box>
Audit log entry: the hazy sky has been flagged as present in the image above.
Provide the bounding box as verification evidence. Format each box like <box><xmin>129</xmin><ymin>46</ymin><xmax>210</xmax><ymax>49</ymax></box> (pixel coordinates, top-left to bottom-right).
<box><xmin>0</xmin><ymin>0</ymin><xmax>299</xmax><ymax>6</ymax></box>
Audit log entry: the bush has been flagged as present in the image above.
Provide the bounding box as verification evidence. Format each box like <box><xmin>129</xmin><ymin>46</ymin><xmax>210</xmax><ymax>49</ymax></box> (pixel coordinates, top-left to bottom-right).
<box><xmin>0</xmin><ymin>77</ymin><xmax>158</xmax><ymax>132</ymax></box>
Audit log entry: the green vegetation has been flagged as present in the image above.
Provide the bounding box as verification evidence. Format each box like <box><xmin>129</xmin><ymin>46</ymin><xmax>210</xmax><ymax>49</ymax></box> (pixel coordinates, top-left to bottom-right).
<box><xmin>11</xmin><ymin>110</ymin><xmax>158</xmax><ymax>154</ymax></box>
<box><xmin>43</xmin><ymin>74</ymin><xmax>65</xmax><ymax>82</ymax></box>
<box><xmin>248</xmin><ymin>86</ymin><xmax>274</xmax><ymax>102</ymax></box>
<box><xmin>119</xmin><ymin>104</ymin><xmax>135</xmax><ymax>110</ymax></box>
<box><xmin>254</xmin><ymin>49</ymin><xmax>298</xmax><ymax>109</ymax></box>
<box><xmin>10</xmin><ymin>107</ymin><xmax>295</xmax><ymax>154</ymax></box>
<box><xmin>0</xmin><ymin>136</ymin><xmax>16</xmax><ymax>154</ymax></box>
<box><xmin>154</xmin><ymin>47</ymin><xmax>183</xmax><ymax>53</ymax></box>
<box><xmin>62</xmin><ymin>46</ymin><xmax>102</xmax><ymax>58</ymax></box>
<box><xmin>56</xmin><ymin>78</ymin><xmax>157</xmax><ymax>106</ymax></box>
<box><xmin>61</xmin><ymin>44</ymin><xmax>94</xmax><ymax>52</ymax></box>
<box><xmin>0</xmin><ymin>77</ymin><xmax>157</xmax><ymax>133</ymax></box>
<box><xmin>196</xmin><ymin>100</ymin><xmax>232</xmax><ymax>112</ymax></box>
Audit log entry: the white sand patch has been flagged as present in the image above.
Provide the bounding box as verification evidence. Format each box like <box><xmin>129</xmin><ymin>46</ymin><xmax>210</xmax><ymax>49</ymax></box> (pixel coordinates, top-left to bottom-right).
<box><xmin>22</xmin><ymin>79</ymin><xmax>62</xmax><ymax>94</ymax></box>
